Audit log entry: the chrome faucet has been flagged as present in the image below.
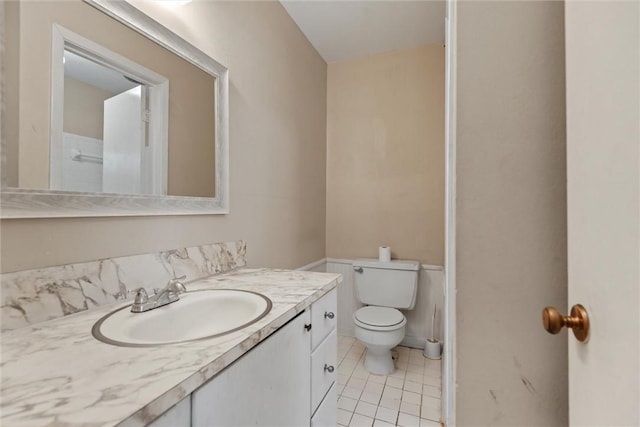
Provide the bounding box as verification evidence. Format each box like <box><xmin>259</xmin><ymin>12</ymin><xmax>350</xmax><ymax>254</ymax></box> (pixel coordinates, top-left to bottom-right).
<box><xmin>129</xmin><ymin>276</ymin><xmax>187</xmax><ymax>313</ymax></box>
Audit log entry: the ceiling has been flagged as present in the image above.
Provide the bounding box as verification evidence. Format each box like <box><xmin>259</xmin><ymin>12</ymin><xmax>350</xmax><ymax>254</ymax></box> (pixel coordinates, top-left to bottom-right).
<box><xmin>280</xmin><ymin>0</ymin><xmax>446</xmax><ymax>63</ymax></box>
<box><xmin>64</xmin><ymin>50</ymin><xmax>138</xmax><ymax>95</ymax></box>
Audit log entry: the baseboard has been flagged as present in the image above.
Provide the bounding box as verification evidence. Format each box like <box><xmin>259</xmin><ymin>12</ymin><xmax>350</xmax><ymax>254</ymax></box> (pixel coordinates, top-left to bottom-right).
<box><xmin>401</xmin><ymin>335</ymin><xmax>429</xmax><ymax>350</ymax></box>
<box><xmin>338</xmin><ymin>327</ymin><xmax>355</xmax><ymax>337</ymax></box>
<box><xmin>335</xmin><ymin>331</ymin><xmax>428</xmax><ymax>351</ymax></box>
<box><xmin>296</xmin><ymin>258</ymin><xmax>327</xmax><ymax>271</ymax></box>
<box><xmin>325</xmin><ymin>258</ymin><xmax>353</xmax><ymax>265</ymax></box>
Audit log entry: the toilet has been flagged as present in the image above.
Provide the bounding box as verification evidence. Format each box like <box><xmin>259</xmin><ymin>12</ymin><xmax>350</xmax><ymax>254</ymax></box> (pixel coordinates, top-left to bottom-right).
<box><xmin>352</xmin><ymin>259</ymin><xmax>420</xmax><ymax>375</ymax></box>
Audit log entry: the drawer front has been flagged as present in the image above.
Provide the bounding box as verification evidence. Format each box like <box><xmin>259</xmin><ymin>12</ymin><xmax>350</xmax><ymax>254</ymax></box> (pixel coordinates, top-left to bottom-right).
<box><xmin>311</xmin><ymin>329</ymin><xmax>337</xmax><ymax>412</ymax></box>
<box><xmin>311</xmin><ymin>289</ymin><xmax>337</xmax><ymax>349</ymax></box>
<box><xmin>311</xmin><ymin>382</ymin><xmax>336</xmax><ymax>427</ymax></box>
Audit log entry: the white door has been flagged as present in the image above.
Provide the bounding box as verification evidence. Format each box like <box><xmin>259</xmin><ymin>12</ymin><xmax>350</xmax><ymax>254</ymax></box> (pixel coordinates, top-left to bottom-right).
<box><xmin>565</xmin><ymin>1</ymin><xmax>639</xmax><ymax>425</ymax></box>
<box><xmin>102</xmin><ymin>86</ymin><xmax>144</xmax><ymax>194</ymax></box>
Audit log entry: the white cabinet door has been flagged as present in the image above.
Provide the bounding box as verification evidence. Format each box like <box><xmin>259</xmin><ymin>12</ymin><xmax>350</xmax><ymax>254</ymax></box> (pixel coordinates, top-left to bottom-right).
<box><xmin>192</xmin><ymin>311</ymin><xmax>312</xmax><ymax>426</ymax></box>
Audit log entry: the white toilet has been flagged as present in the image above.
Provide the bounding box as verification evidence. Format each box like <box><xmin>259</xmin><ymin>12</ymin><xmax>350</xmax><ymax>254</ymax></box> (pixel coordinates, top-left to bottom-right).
<box><xmin>352</xmin><ymin>259</ymin><xmax>420</xmax><ymax>375</ymax></box>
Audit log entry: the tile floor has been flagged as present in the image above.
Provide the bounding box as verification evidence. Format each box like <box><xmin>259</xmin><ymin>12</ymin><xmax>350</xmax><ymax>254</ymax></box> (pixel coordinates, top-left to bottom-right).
<box><xmin>336</xmin><ymin>336</ymin><xmax>442</xmax><ymax>427</ymax></box>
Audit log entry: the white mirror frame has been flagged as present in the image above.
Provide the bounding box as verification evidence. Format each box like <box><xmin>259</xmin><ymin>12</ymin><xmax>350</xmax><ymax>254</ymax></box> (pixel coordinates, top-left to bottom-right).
<box><xmin>0</xmin><ymin>0</ymin><xmax>229</xmax><ymax>218</ymax></box>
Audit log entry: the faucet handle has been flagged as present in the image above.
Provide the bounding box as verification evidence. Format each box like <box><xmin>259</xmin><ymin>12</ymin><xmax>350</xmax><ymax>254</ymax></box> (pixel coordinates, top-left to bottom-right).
<box><xmin>167</xmin><ymin>275</ymin><xmax>187</xmax><ymax>293</ymax></box>
<box><xmin>128</xmin><ymin>287</ymin><xmax>148</xmax><ymax>304</ymax></box>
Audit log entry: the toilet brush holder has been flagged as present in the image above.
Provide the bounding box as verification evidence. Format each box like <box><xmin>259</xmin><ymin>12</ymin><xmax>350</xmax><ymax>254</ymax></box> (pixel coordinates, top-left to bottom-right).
<box><xmin>424</xmin><ymin>304</ymin><xmax>442</xmax><ymax>359</ymax></box>
<box><xmin>423</xmin><ymin>338</ymin><xmax>442</xmax><ymax>360</ymax></box>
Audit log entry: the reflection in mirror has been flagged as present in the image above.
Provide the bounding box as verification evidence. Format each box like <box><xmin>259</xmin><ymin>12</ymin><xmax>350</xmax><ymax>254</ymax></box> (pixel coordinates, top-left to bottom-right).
<box><xmin>1</xmin><ymin>0</ymin><xmax>229</xmax><ymax>217</ymax></box>
<box><xmin>54</xmin><ymin>35</ymin><xmax>169</xmax><ymax>196</ymax></box>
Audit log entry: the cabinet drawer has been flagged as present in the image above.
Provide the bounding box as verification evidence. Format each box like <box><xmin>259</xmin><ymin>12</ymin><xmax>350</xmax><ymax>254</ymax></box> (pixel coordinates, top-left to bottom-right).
<box><xmin>311</xmin><ymin>289</ymin><xmax>337</xmax><ymax>349</ymax></box>
<box><xmin>311</xmin><ymin>328</ymin><xmax>337</xmax><ymax>412</ymax></box>
<box><xmin>311</xmin><ymin>382</ymin><xmax>336</xmax><ymax>427</ymax></box>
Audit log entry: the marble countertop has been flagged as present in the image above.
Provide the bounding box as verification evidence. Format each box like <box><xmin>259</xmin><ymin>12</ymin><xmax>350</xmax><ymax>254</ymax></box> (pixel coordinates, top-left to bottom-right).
<box><xmin>0</xmin><ymin>268</ymin><xmax>341</xmax><ymax>427</ymax></box>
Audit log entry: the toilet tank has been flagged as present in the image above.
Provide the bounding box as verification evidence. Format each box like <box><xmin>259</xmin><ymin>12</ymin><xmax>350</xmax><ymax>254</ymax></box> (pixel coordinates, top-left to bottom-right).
<box><xmin>353</xmin><ymin>259</ymin><xmax>420</xmax><ymax>309</ymax></box>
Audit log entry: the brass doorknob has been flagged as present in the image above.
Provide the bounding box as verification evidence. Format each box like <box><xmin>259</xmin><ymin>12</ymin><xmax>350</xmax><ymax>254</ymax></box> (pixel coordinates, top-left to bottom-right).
<box><xmin>542</xmin><ymin>304</ymin><xmax>590</xmax><ymax>342</ymax></box>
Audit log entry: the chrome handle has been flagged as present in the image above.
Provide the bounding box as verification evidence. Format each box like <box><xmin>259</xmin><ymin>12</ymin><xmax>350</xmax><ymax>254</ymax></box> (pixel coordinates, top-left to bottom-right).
<box><xmin>324</xmin><ymin>364</ymin><xmax>334</xmax><ymax>373</ymax></box>
<box><xmin>167</xmin><ymin>275</ymin><xmax>187</xmax><ymax>294</ymax></box>
<box><xmin>128</xmin><ymin>288</ymin><xmax>148</xmax><ymax>304</ymax></box>
<box><xmin>353</xmin><ymin>267</ymin><xmax>363</xmax><ymax>273</ymax></box>
<box><xmin>169</xmin><ymin>275</ymin><xmax>187</xmax><ymax>284</ymax></box>
<box><xmin>324</xmin><ymin>312</ymin><xmax>335</xmax><ymax>319</ymax></box>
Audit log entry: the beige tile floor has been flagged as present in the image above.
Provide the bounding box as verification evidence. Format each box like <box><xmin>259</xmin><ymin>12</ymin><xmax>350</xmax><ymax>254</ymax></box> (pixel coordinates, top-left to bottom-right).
<box><xmin>336</xmin><ymin>336</ymin><xmax>442</xmax><ymax>427</ymax></box>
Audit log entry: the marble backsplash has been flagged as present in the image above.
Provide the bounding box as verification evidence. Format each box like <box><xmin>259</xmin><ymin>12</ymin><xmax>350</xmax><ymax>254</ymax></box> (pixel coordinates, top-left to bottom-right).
<box><xmin>0</xmin><ymin>240</ymin><xmax>247</xmax><ymax>331</ymax></box>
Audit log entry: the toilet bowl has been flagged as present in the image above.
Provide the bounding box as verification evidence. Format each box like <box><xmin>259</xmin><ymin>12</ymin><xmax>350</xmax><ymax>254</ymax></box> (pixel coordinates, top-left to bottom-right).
<box><xmin>352</xmin><ymin>259</ymin><xmax>420</xmax><ymax>375</ymax></box>
<box><xmin>353</xmin><ymin>306</ymin><xmax>407</xmax><ymax>375</ymax></box>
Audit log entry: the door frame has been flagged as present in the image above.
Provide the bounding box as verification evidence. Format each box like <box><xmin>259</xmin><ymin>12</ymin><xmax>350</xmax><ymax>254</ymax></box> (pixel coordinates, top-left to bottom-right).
<box><xmin>443</xmin><ymin>0</ymin><xmax>457</xmax><ymax>424</ymax></box>
<box><xmin>49</xmin><ymin>24</ymin><xmax>169</xmax><ymax>194</ymax></box>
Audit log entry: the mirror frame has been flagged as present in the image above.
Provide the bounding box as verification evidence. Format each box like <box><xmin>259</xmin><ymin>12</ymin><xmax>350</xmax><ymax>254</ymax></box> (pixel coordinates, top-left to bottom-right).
<box><xmin>0</xmin><ymin>0</ymin><xmax>229</xmax><ymax>218</ymax></box>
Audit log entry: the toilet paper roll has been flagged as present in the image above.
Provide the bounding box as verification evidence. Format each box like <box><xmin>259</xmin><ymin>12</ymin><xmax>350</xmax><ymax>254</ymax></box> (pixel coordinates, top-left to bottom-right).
<box><xmin>378</xmin><ymin>246</ymin><xmax>391</xmax><ymax>262</ymax></box>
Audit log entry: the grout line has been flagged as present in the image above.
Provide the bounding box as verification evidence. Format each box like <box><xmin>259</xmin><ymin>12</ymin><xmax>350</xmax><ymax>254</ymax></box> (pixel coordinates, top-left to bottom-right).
<box><xmin>336</xmin><ymin>335</ymin><xmax>442</xmax><ymax>427</ymax></box>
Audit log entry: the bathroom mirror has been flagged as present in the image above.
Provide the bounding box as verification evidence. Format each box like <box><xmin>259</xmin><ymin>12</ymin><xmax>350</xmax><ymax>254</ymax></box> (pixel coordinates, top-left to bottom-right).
<box><xmin>1</xmin><ymin>0</ymin><xmax>229</xmax><ymax>217</ymax></box>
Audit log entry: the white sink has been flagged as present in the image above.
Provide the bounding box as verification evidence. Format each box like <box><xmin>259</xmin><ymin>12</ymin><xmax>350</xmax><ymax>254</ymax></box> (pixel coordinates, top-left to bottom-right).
<box><xmin>92</xmin><ymin>289</ymin><xmax>272</xmax><ymax>346</ymax></box>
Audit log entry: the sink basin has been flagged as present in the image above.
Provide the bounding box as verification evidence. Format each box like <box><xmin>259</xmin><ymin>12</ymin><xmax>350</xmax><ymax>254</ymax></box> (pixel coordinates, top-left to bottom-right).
<box><xmin>92</xmin><ymin>289</ymin><xmax>272</xmax><ymax>347</ymax></box>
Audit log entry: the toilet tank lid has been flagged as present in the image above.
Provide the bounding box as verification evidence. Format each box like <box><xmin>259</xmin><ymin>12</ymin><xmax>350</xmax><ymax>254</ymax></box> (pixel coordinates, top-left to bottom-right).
<box><xmin>353</xmin><ymin>259</ymin><xmax>420</xmax><ymax>271</ymax></box>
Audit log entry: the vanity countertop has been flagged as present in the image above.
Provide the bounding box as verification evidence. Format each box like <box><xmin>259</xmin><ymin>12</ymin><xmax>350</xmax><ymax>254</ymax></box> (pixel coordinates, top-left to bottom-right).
<box><xmin>0</xmin><ymin>268</ymin><xmax>341</xmax><ymax>427</ymax></box>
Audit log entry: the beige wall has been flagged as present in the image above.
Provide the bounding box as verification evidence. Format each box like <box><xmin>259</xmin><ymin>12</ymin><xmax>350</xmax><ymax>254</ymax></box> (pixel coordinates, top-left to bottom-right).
<box><xmin>326</xmin><ymin>45</ymin><xmax>445</xmax><ymax>265</ymax></box>
<box><xmin>455</xmin><ymin>1</ymin><xmax>568</xmax><ymax>425</ymax></box>
<box><xmin>0</xmin><ymin>0</ymin><xmax>327</xmax><ymax>273</ymax></box>
<box><xmin>63</xmin><ymin>77</ymin><xmax>111</xmax><ymax>139</ymax></box>
<box><xmin>3</xmin><ymin>1</ymin><xmax>19</xmax><ymax>187</ymax></box>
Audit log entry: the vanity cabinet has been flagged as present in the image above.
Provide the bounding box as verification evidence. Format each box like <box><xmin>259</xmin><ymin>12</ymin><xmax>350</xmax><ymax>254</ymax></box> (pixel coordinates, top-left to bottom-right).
<box><xmin>154</xmin><ymin>288</ymin><xmax>337</xmax><ymax>427</ymax></box>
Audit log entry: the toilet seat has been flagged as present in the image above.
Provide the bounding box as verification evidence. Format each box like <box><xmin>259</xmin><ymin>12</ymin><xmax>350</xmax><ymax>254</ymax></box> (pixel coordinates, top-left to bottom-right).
<box><xmin>353</xmin><ymin>306</ymin><xmax>406</xmax><ymax>331</ymax></box>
